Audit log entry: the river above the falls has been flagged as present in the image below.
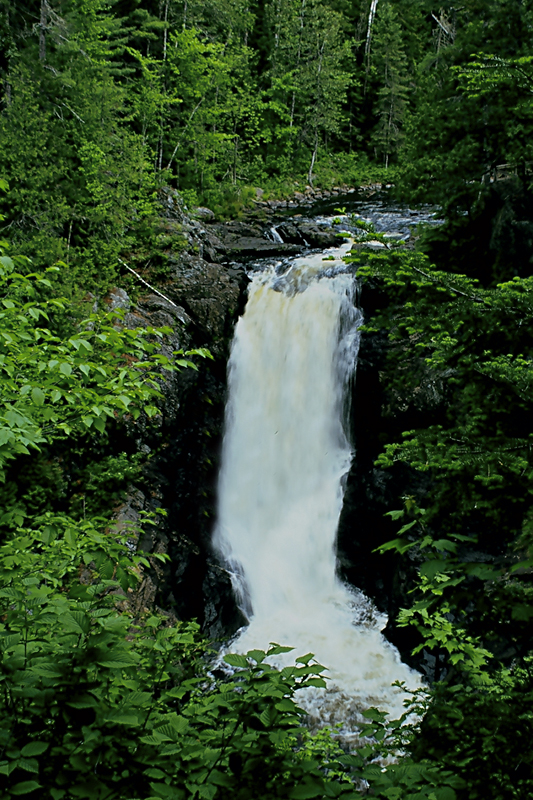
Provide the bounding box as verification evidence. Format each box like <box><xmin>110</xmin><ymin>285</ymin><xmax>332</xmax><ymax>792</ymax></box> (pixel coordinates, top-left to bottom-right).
<box><xmin>212</xmin><ymin>196</ymin><xmax>439</xmax><ymax>730</ymax></box>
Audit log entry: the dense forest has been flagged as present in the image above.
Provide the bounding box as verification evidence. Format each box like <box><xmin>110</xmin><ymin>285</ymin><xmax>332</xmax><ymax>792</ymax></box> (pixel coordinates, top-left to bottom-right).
<box><xmin>1</xmin><ymin>0</ymin><xmax>533</xmax><ymax>798</ymax></box>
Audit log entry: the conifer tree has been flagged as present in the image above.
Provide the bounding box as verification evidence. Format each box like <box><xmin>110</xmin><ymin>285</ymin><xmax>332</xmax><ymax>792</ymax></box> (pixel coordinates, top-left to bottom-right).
<box><xmin>370</xmin><ymin>1</ymin><xmax>409</xmax><ymax>168</ymax></box>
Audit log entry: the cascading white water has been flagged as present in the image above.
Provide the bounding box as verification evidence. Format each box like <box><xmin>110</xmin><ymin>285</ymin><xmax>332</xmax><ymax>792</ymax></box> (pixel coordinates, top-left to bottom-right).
<box><xmin>214</xmin><ymin>241</ymin><xmax>420</xmax><ymax>727</ymax></box>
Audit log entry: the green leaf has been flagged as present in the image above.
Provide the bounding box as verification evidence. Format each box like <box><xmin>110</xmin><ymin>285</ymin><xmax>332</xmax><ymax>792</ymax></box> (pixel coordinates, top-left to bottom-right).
<box><xmin>32</xmin><ymin>387</ymin><xmax>46</xmax><ymax>406</ymax></box>
<box><xmin>105</xmin><ymin>713</ymin><xmax>139</xmax><ymax>726</ymax></box>
<box><xmin>295</xmin><ymin>653</ymin><xmax>315</xmax><ymax>665</ymax></box>
<box><xmin>289</xmin><ymin>781</ymin><xmax>325</xmax><ymax>798</ymax></box>
<box><xmin>420</xmin><ymin>560</ymin><xmax>447</xmax><ymax>579</ymax></box>
<box><xmin>20</xmin><ymin>742</ymin><xmax>49</xmax><ymax>757</ymax></box>
<box><xmin>149</xmin><ymin>783</ymin><xmax>180</xmax><ymax>798</ymax></box>
<box><xmin>223</xmin><ymin>653</ymin><xmax>249</xmax><ymax>668</ymax></box>
<box><xmin>267</xmin><ymin>644</ymin><xmax>294</xmax><ymax>656</ymax></box>
<box><xmin>463</xmin><ymin>564</ymin><xmax>497</xmax><ymax>580</ymax></box>
<box><xmin>275</xmin><ymin>698</ymin><xmax>296</xmax><ymax>712</ymax></box>
<box><xmin>304</xmin><ymin>678</ymin><xmax>327</xmax><ymax>688</ymax></box>
<box><xmin>11</xmin><ymin>782</ymin><xmax>42</xmax><ymax>795</ymax></box>
<box><xmin>260</xmin><ymin>707</ymin><xmax>274</xmax><ymax>727</ymax></box>
<box><xmin>17</xmin><ymin>758</ymin><xmax>39</xmax><ymax>774</ymax></box>
<box><xmin>0</xmin><ymin>256</ymin><xmax>14</xmax><ymax>271</ymax></box>
<box><xmin>246</xmin><ymin>649</ymin><xmax>267</xmax><ymax>663</ymax></box>
<box><xmin>376</xmin><ymin>538</ymin><xmax>414</xmax><ymax>555</ymax></box>
<box><xmin>62</xmin><ymin>611</ymin><xmax>90</xmax><ymax>635</ymax></box>
<box><xmin>92</xmin><ymin>416</ymin><xmax>106</xmax><ymax>433</ymax></box>
<box><xmin>210</xmin><ymin>770</ymin><xmax>232</xmax><ymax>787</ymax></box>
<box><xmin>397</xmin><ymin>520</ymin><xmax>418</xmax><ymax>535</ymax></box>
<box><xmin>59</xmin><ymin>363</ymin><xmax>72</xmax><ymax>377</ymax></box>
<box><xmin>434</xmin><ymin>789</ymin><xmax>457</xmax><ymax>800</ymax></box>
<box><xmin>96</xmin><ymin>650</ymin><xmax>137</xmax><ymax>668</ymax></box>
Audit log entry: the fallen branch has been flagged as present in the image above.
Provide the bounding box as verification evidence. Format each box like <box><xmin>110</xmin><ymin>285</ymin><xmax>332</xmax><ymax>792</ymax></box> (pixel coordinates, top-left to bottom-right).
<box><xmin>118</xmin><ymin>258</ymin><xmax>182</xmax><ymax>311</ymax></box>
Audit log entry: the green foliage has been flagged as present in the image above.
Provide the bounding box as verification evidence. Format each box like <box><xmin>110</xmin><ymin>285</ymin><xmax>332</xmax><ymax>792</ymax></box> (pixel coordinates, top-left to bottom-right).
<box><xmin>369</xmin><ymin>2</ymin><xmax>410</xmax><ymax>168</ymax></box>
<box><xmin>0</xmin><ymin>250</ymin><xmax>204</xmax><ymax>482</ymax></box>
<box><xmin>0</xmin><ymin>505</ymin><xmax>465</xmax><ymax>800</ymax></box>
<box><xmin>411</xmin><ymin>672</ymin><xmax>533</xmax><ymax>799</ymax></box>
<box><xmin>398</xmin><ymin>1</ymin><xmax>533</xmax><ymax>213</ymax></box>
<box><xmin>0</xmin><ymin>511</ymin><xmax>363</xmax><ymax>800</ymax></box>
<box><xmin>348</xmin><ymin>227</ymin><xmax>533</xmax><ymax>797</ymax></box>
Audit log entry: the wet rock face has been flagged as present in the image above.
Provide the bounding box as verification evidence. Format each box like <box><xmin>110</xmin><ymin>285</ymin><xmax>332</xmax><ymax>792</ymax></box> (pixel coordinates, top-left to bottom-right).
<box><xmin>200</xmin><ymin>219</ymin><xmax>301</xmax><ymax>260</ymax></box>
<box><xmin>335</xmin><ymin>276</ymin><xmax>447</xmax><ymax>671</ymax></box>
<box><xmin>165</xmin><ymin>252</ymin><xmax>242</xmax><ymax>340</ymax></box>
<box><xmin>275</xmin><ymin>221</ymin><xmax>341</xmax><ymax>249</ymax></box>
<box><xmin>107</xmin><ymin>193</ymin><xmax>250</xmax><ymax>635</ymax></box>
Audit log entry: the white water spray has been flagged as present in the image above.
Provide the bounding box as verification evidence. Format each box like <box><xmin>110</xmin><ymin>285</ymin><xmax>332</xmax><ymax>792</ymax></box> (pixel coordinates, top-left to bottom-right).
<box><xmin>214</xmin><ymin>242</ymin><xmax>420</xmax><ymax>726</ymax></box>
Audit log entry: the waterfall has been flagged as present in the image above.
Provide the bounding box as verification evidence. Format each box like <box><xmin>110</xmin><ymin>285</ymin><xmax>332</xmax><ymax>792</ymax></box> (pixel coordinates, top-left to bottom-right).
<box><xmin>269</xmin><ymin>225</ymin><xmax>284</xmax><ymax>244</ymax></box>
<box><xmin>214</xmin><ymin>243</ymin><xmax>419</xmax><ymax>726</ymax></box>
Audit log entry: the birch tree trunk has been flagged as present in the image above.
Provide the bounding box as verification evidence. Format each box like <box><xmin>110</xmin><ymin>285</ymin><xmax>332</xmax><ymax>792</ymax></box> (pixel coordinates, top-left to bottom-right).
<box><xmin>39</xmin><ymin>0</ymin><xmax>48</xmax><ymax>63</ymax></box>
<box><xmin>364</xmin><ymin>0</ymin><xmax>379</xmax><ymax>92</ymax></box>
<box><xmin>308</xmin><ymin>129</ymin><xmax>318</xmax><ymax>186</ymax></box>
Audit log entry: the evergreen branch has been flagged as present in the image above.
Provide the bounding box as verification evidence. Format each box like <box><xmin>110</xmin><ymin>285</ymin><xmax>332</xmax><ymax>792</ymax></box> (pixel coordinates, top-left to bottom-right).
<box><xmin>409</xmin><ymin>264</ymin><xmax>485</xmax><ymax>303</ymax></box>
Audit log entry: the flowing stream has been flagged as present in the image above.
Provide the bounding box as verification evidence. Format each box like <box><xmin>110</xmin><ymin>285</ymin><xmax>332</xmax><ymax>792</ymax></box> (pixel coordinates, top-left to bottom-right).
<box><xmin>214</xmin><ymin>207</ymin><xmax>426</xmax><ymax>728</ymax></box>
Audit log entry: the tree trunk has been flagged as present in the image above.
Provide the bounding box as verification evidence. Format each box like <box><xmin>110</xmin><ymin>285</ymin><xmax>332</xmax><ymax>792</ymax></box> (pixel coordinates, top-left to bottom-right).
<box><xmin>39</xmin><ymin>0</ymin><xmax>48</xmax><ymax>63</ymax></box>
<box><xmin>162</xmin><ymin>0</ymin><xmax>169</xmax><ymax>61</ymax></box>
<box><xmin>364</xmin><ymin>0</ymin><xmax>379</xmax><ymax>93</ymax></box>
<box><xmin>233</xmin><ymin>128</ymin><xmax>238</xmax><ymax>185</ymax></box>
<box><xmin>308</xmin><ymin>129</ymin><xmax>318</xmax><ymax>187</ymax></box>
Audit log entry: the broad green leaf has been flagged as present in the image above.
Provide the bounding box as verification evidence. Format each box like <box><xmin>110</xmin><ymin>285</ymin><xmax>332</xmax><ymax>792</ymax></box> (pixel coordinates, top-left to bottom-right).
<box><xmin>20</xmin><ymin>742</ymin><xmax>49</xmax><ymax>757</ymax></box>
<box><xmin>260</xmin><ymin>707</ymin><xmax>274</xmax><ymax>727</ymax></box>
<box><xmin>0</xmin><ymin>256</ymin><xmax>14</xmax><ymax>271</ymax></box>
<box><xmin>434</xmin><ymin>789</ymin><xmax>457</xmax><ymax>800</ymax></box>
<box><xmin>420</xmin><ymin>560</ymin><xmax>448</xmax><ymax>579</ymax></box>
<box><xmin>223</xmin><ymin>653</ymin><xmax>249</xmax><ymax>668</ymax></box>
<box><xmin>93</xmin><ymin>416</ymin><xmax>106</xmax><ymax>433</ymax></box>
<box><xmin>295</xmin><ymin>653</ymin><xmax>315</xmax><ymax>665</ymax></box>
<box><xmin>385</xmin><ymin>509</ymin><xmax>404</xmax><ymax>521</ymax></box>
<box><xmin>96</xmin><ymin>650</ymin><xmax>137</xmax><ymax>668</ymax></box>
<box><xmin>267</xmin><ymin>644</ymin><xmax>294</xmax><ymax>656</ymax></box>
<box><xmin>304</xmin><ymin>677</ymin><xmax>327</xmax><ymax>688</ymax></box>
<box><xmin>289</xmin><ymin>781</ymin><xmax>325</xmax><ymax>799</ymax></box>
<box><xmin>17</xmin><ymin>758</ymin><xmax>39</xmax><ymax>774</ymax></box>
<box><xmin>11</xmin><ymin>782</ymin><xmax>42</xmax><ymax>795</ymax></box>
<box><xmin>62</xmin><ymin>611</ymin><xmax>90</xmax><ymax>635</ymax></box>
<box><xmin>246</xmin><ymin>649</ymin><xmax>266</xmax><ymax>663</ymax></box>
<box><xmin>31</xmin><ymin>387</ymin><xmax>45</xmax><ymax>406</ymax></box>
<box><xmin>149</xmin><ymin>782</ymin><xmax>180</xmax><ymax>798</ymax></box>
